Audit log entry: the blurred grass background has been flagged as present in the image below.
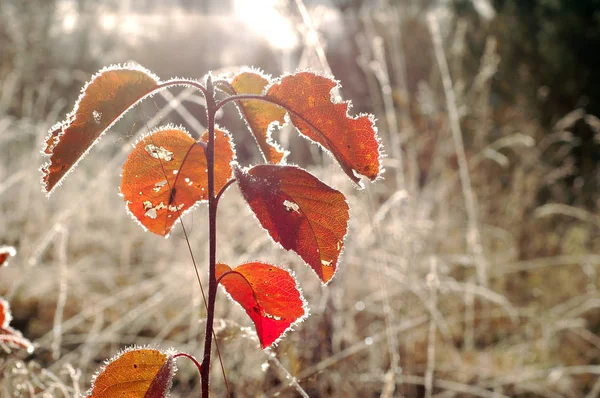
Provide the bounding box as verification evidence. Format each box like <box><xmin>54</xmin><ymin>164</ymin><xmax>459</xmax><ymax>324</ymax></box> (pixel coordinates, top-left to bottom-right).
<box><xmin>1</xmin><ymin>0</ymin><xmax>599</xmax><ymax>396</ymax></box>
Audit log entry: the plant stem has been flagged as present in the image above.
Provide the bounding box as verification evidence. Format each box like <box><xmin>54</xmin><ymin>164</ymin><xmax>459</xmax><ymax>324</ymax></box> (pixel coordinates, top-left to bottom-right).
<box><xmin>215</xmin><ymin>93</ymin><xmax>339</xmax><ymax>156</ymax></box>
<box><xmin>174</xmin><ymin>352</ymin><xmax>203</xmax><ymax>375</ymax></box>
<box><xmin>201</xmin><ymin>74</ymin><xmax>218</xmax><ymax>398</ymax></box>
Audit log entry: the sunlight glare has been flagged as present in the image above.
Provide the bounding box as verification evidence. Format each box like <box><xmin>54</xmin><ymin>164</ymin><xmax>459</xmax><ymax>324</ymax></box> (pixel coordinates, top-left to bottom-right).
<box><xmin>62</xmin><ymin>13</ymin><xmax>77</xmax><ymax>32</ymax></box>
<box><xmin>122</xmin><ymin>16</ymin><xmax>141</xmax><ymax>37</ymax></box>
<box><xmin>233</xmin><ymin>0</ymin><xmax>298</xmax><ymax>50</ymax></box>
<box><xmin>101</xmin><ymin>13</ymin><xmax>117</xmax><ymax>31</ymax></box>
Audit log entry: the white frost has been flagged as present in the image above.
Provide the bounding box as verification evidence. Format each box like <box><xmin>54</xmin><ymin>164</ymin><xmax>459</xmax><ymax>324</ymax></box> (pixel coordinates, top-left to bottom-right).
<box><xmin>153</xmin><ymin>179</ymin><xmax>168</xmax><ymax>192</ymax></box>
<box><xmin>145</xmin><ymin>144</ymin><xmax>174</xmax><ymax>161</ymax></box>
<box><xmin>92</xmin><ymin>110</ymin><xmax>102</xmax><ymax>123</ymax></box>
<box><xmin>283</xmin><ymin>200</ymin><xmax>300</xmax><ymax>213</ymax></box>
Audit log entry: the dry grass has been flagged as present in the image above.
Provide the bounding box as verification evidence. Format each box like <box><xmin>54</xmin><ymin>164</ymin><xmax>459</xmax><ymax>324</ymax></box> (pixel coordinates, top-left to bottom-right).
<box><xmin>1</xmin><ymin>2</ymin><xmax>600</xmax><ymax>397</ymax></box>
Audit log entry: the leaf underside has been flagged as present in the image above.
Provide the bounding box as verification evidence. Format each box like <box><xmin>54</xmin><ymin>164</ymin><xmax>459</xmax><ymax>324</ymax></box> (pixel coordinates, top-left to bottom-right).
<box><xmin>120</xmin><ymin>127</ymin><xmax>234</xmax><ymax>237</ymax></box>
<box><xmin>235</xmin><ymin>164</ymin><xmax>349</xmax><ymax>284</ymax></box>
<box><xmin>216</xmin><ymin>262</ymin><xmax>306</xmax><ymax>348</ymax></box>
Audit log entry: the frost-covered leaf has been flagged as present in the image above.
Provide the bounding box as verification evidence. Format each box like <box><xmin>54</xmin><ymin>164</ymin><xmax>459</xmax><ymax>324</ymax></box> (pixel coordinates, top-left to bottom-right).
<box><xmin>235</xmin><ymin>165</ymin><xmax>349</xmax><ymax>284</ymax></box>
<box><xmin>120</xmin><ymin>127</ymin><xmax>235</xmax><ymax>236</ymax></box>
<box><xmin>230</xmin><ymin>71</ymin><xmax>287</xmax><ymax>163</ymax></box>
<box><xmin>86</xmin><ymin>347</ymin><xmax>175</xmax><ymax>398</ymax></box>
<box><xmin>42</xmin><ymin>65</ymin><xmax>162</xmax><ymax>193</ymax></box>
<box><xmin>266</xmin><ymin>72</ymin><xmax>382</xmax><ymax>185</ymax></box>
<box><xmin>216</xmin><ymin>262</ymin><xmax>307</xmax><ymax>348</ymax></box>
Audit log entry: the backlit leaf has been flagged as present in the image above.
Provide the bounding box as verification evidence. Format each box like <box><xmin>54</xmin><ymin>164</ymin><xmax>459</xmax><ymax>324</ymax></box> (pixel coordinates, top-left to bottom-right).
<box><xmin>87</xmin><ymin>347</ymin><xmax>175</xmax><ymax>398</ymax></box>
<box><xmin>216</xmin><ymin>262</ymin><xmax>307</xmax><ymax>348</ymax></box>
<box><xmin>0</xmin><ymin>298</ymin><xmax>34</xmax><ymax>353</ymax></box>
<box><xmin>266</xmin><ymin>72</ymin><xmax>382</xmax><ymax>185</ymax></box>
<box><xmin>42</xmin><ymin>65</ymin><xmax>161</xmax><ymax>194</ymax></box>
<box><xmin>235</xmin><ymin>165</ymin><xmax>349</xmax><ymax>284</ymax></box>
<box><xmin>230</xmin><ymin>71</ymin><xmax>287</xmax><ymax>163</ymax></box>
<box><xmin>0</xmin><ymin>246</ymin><xmax>16</xmax><ymax>267</ymax></box>
<box><xmin>121</xmin><ymin>127</ymin><xmax>235</xmax><ymax>236</ymax></box>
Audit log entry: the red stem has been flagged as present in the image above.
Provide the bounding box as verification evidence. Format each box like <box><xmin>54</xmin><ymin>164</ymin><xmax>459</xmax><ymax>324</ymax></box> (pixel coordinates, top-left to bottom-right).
<box><xmin>200</xmin><ymin>75</ymin><xmax>218</xmax><ymax>398</ymax></box>
<box><xmin>174</xmin><ymin>352</ymin><xmax>203</xmax><ymax>374</ymax></box>
<box><xmin>215</xmin><ymin>179</ymin><xmax>236</xmax><ymax>205</ymax></box>
<box><xmin>158</xmin><ymin>76</ymin><xmax>232</xmax><ymax>397</ymax></box>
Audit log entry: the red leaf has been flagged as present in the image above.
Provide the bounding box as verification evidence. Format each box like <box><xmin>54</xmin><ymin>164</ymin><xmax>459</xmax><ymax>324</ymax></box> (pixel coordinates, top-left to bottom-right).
<box><xmin>42</xmin><ymin>65</ymin><xmax>161</xmax><ymax>194</ymax></box>
<box><xmin>0</xmin><ymin>298</ymin><xmax>34</xmax><ymax>353</ymax></box>
<box><xmin>216</xmin><ymin>262</ymin><xmax>307</xmax><ymax>348</ymax></box>
<box><xmin>120</xmin><ymin>127</ymin><xmax>235</xmax><ymax>236</ymax></box>
<box><xmin>235</xmin><ymin>165</ymin><xmax>349</xmax><ymax>284</ymax></box>
<box><xmin>0</xmin><ymin>246</ymin><xmax>16</xmax><ymax>267</ymax></box>
<box><xmin>266</xmin><ymin>72</ymin><xmax>382</xmax><ymax>185</ymax></box>
<box><xmin>230</xmin><ymin>71</ymin><xmax>287</xmax><ymax>163</ymax></box>
<box><xmin>87</xmin><ymin>347</ymin><xmax>175</xmax><ymax>398</ymax></box>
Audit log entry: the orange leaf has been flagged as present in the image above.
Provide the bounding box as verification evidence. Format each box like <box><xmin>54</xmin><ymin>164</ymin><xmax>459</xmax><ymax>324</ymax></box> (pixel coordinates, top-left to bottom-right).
<box><xmin>42</xmin><ymin>65</ymin><xmax>161</xmax><ymax>194</ymax></box>
<box><xmin>88</xmin><ymin>347</ymin><xmax>175</xmax><ymax>398</ymax></box>
<box><xmin>216</xmin><ymin>262</ymin><xmax>307</xmax><ymax>348</ymax></box>
<box><xmin>266</xmin><ymin>72</ymin><xmax>382</xmax><ymax>185</ymax></box>
<box><xmin>235</xmin><ymin>165</ymin><xmax>349</xmax><ymax>284</ymax></box>
<box><xmin>230</xmin><ymin>71</ymin><xmax>287</xmax><ymax>163</ymax></box>
<box><xmin>121</xmin><ymin>127</ymin><xmax>235</xmax><ymax>237</ymax></box>
<box><xmin>0</xmin><ymin>298</ymin><xmax>34</xmax><ymax>353</ymax></box>
<box><xmin>0</xmin><ymin>246</ymin><xmax>16</xmax><ymax>267</ymax></box>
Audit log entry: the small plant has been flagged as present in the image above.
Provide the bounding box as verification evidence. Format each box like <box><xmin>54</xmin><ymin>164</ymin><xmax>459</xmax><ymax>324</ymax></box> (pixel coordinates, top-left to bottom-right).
<box><xmin>41</xmin><ymin>64</ymin><xmax>383</xmax><ymax>397</ymax></box>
